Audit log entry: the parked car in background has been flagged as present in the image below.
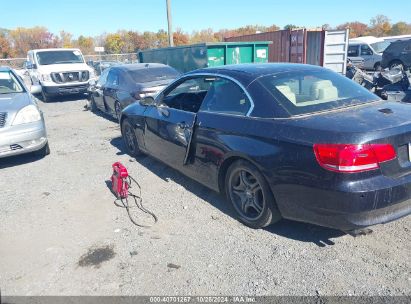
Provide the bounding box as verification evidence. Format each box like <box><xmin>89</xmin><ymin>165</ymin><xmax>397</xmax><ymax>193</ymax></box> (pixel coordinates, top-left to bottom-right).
<box><xmin>26</xmin><ymin>48</ymin><xmax>95</xmax><ymax>102</ymax></box>
<box><xmin>348</xmin><ymin>36</ymin><xmax>391</xmax><ymax>70</ymax></box>
<box><xmin>88</xmin><ymin>63</ymin><xmax>180</xmax><ymax>121</ymax></box>
<box><xmin>89</xmin><ymin>60</ymin><xmax>122</xmax><ymax>76</ymax></box>
<box><xmin>120</xmin><ymin>63</ymin><xmax>411</xmax><ymax>232</ymax></box>
<box><xmin>381</xmin><ymin>39</ymin><xmax>411</xmax><ymax>70</ymax></box>
<box><xmin>0</xmin><ymin>67</ymin><xmax>49</xmax><ymax>158</ymax></box>
<box><xmin>382</xmin><ymin>34</ymin><xmax>411</xmax><ymax>44</ymax></box>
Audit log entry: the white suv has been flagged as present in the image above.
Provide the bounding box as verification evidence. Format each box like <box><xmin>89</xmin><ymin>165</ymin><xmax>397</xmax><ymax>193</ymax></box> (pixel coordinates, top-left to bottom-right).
<box><xmin>27</xmin><ymin>48</ymin><xmax>95</xmax><ymax>102</ymax></box>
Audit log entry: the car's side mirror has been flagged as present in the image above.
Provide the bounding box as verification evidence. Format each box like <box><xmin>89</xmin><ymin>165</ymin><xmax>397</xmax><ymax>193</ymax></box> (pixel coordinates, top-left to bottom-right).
<box><xmin>30</xmin><ymin>85</ymin><xmax>42</xmax><ymax>95</ymax></box>
<box><xmin>27</xmin><ymin>63</ymin><xmax>37</xmax><ymax>69</ymax></box>
<box><xmin>140</xmin><ymin>96</ymin><xmax>155</xmax><ymax>106</ymax></box>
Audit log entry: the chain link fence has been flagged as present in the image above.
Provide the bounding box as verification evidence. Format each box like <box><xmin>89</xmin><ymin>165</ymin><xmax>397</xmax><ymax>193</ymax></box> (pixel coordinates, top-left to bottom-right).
<box><xmin>0</xmin><ymin>53</ymin><xmax>139</xmax><ymax>70</ymax></box>
<box><xmin>0</xmin><ymin>58</ymin><xmax>26</xmax><ymax>69</ymax></box>
<box><xmin>84</xmin><ymin>53</ymin><xmax>138</xmax><ymax>64</ymax></box>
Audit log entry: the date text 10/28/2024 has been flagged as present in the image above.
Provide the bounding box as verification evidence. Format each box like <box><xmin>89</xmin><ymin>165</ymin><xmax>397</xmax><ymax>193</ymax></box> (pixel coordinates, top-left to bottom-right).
<box><xmin>149</xmin><ymin>296</ymin><xmax>256</xmax><ymax>303</ymax></box>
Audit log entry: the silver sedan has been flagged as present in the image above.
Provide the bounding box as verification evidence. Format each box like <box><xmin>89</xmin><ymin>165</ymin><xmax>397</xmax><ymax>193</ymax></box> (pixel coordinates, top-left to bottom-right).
<box><xmin>0</xmin><ymin>67</ymin><xmax>49</xmax><ymax>158</ymax></box>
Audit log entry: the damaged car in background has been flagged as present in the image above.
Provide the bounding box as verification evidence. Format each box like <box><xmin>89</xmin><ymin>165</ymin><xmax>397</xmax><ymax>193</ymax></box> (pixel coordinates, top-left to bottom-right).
<box><xmin>88</xmin><ymin>63</ymin><xmax>180</xmax><ymax>121</ymax></box>
<box><xmin>120</xmin><ymin>63</ymin><xmax>411</xmax><ymax>233</ymax></box>
<box><xmin>0</xmin><ymin>67</ymin><xmax>49</xmax><ymax>158</ymax></box>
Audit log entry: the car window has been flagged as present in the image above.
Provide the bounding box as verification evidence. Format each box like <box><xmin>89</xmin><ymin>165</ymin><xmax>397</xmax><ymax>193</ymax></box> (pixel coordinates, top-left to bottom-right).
<box><xmin>370</xmin><ymin>40</ymin><xmax>390</xmax><ymax>53</ymax></box>
<box><xmin>106</xmin><ymin>70</ymin><xmax>119</xmax><ymax>87</ymax></box>
<box><xmin>348</xmin><ymin>45</ymin><xmax>359</xmax><ymax>57</ymax></box>
<box><xmin>360</xmin><ymin>44</ymin><xmax>373</xmax><ymax>56</ymax></box>
<box><xmin>128</xmin><ymin>66</ymin><xmax>180</xmax><ymax>83</ymax></box>
<box><xmin>0</xmin><ymin>71</ymin><xmax>24</xmax><ymax>94</ymax></box>
<box><xmin>161</xmin><ymin>77</ymin><xmax>212</xmax><ymax>113</ymax></box>
<box><xmin>36</xmin><ymin>50</ymin><xmax>84</xmax><ymax>65</ymax></box>
<box><xmin>97</xmin><ymin>69</ymin><xmax>109</xmax><ymax>87</ymax></box>
<box><xmin>257</xmin><ymin>68</ymin><xmax>378</xmax><ymax>116</ymax></box>
<box><xmin>200</xmin><ymin>77</ymin><xmax>251</xmax><ymax>115</ymax></box>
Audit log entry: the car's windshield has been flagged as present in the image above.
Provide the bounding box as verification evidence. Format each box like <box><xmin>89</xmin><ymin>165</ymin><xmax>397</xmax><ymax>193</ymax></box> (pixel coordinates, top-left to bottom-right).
<box><xmin>370</xmin><ymin>41</ymin><xmax>391</xmax><ymax>53</ymax></box>
<box><xmin>128</xmin><ymin>66</ymin><xmax>180</xmax><ymax>83</ymax></box>
<box><xmin>257</xmin><ymin>69</ymin><xmax>378</xmax><ymax>116</ymax></box>
<box><xmin>36</xmin><ymin>50</ymin><xmax>84</xmax><ymax>65</ymax></box>
<box><xmin>0</xmin><ymin>71</ymin><xmax>25</xmax><ymax>94</ymax></box>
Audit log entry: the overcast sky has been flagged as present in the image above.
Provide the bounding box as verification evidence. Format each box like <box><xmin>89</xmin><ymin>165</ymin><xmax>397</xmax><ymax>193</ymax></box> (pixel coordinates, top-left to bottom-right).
<box><xmin>1</xmin><ymin>0</ymin><xmax>409</xmax><ymax>37</ymax></box>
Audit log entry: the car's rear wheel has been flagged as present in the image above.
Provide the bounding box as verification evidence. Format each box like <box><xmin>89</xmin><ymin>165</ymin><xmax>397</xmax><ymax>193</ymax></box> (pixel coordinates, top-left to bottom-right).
<box><xmin>121</xmin><ymin>118</ymin><xmax>142</xmax><ymax>157</ymax></box>
<box><xmin>34</xmin><ymin>143</ymin><xmax>50</xmax><ymax>157</ymax></box>
<box><xmin>225</xmin><ymin>160</ymin><xmax>281</xmax><ymax>229</ymax></box>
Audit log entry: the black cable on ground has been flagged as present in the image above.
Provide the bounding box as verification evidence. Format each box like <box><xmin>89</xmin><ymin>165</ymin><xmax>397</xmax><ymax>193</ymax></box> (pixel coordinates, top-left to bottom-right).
<box><xmin>114</xmin><ymin>175</ymin><xmax>158</xmax><ymax>227</ymax></box>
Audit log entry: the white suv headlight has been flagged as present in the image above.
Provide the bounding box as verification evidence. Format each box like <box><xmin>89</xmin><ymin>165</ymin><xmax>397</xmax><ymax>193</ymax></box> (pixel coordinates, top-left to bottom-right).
<box><xmin>40</xmin><ymin>74</ymin><xmax>51</xmax><ymax>82</ymax></box>
<box><xmin>12</xmin><ymin>105</ymin><xmax>41</xmax><ymax>125</ymax></box>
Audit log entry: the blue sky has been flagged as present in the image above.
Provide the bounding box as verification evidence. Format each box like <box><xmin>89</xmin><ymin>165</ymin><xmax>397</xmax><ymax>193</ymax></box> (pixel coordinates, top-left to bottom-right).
<box><xmin>1</xmin><ymin>0</ymin><xmax>410</xmax><ymax>37</ymax></box>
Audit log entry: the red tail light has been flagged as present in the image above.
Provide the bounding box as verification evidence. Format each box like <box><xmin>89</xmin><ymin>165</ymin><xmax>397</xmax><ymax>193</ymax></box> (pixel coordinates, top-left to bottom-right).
<box><xmin>313</xmin><ymin>143</ymin><xmax>396</xmax><ymax>173</ymax></box>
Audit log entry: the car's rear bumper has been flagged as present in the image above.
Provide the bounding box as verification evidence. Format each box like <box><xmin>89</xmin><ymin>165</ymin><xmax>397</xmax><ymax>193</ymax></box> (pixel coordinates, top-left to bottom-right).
<box><xmin>43</xmin><ymin>84</ymin><xmax>89</xmax><ymax>96</ymax></box>
<box><xmin>273</xmin><ymin>177</ymin><xmax>411</xmax><ymax>231</ymax></box>
<box><xmin>0</xmin><ymin>120</ymin><xmax>48</xmax><ymax>158</ymax></box>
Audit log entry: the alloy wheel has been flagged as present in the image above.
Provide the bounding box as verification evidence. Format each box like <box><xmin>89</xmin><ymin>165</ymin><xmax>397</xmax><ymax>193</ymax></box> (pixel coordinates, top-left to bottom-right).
<box><xmin>228</xmin><ymin>168</ymin><xmax>265</xmax><ymax>221</ymax></box>
<box><xmin>124</xmin><ymin>123</ymin><xmax>137</xmax><ymax>154</ymax></box>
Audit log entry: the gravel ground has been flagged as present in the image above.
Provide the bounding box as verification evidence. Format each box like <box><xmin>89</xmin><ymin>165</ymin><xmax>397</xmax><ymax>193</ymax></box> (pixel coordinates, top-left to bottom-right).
<box><xmin>0</xmin><ymin>97</ymin><xmax>410</xmax><ymax>296</ymax></box>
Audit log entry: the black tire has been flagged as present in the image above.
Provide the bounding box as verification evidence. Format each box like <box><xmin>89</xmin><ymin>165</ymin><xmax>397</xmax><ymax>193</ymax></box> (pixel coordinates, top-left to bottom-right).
<box><xmin>121</xmin><ymin>118</ymin><xmax>142</xmax><ymax>157</ymax></box>
<box><xmin>90</xmin><ymin>96</ymin><xmax>98</xmax><ymax>112</ymax></box>
<box><xmin>389</xmin><ymin>60</ymin><xmax>404</xmax><ymax>70</ymax></box>
<box><xmin>34</xmin><ymin>143</ymin><xmax>50</xmax><ymax>157</ymax></box>
<box><xmin>225</xmin><ymin>160</ymin><xmax>281</xmax><ymax>229</ymax></box>
<box><xmin>115</xmin><ymin>101</ymin><xmax>122</xmax><ymax>122</ymax></box>
<box><xmin>41</xmin><ymin>88</ymin><xmax>51</xmax><ymax>103</ymax></box>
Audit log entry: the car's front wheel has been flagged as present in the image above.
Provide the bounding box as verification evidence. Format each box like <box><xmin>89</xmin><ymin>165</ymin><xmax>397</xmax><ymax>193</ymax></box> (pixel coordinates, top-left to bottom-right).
<box><xmin>225</xmin><ymin>160</ymin><xmax>281</xmax><ymax>229</ymax></box>
<box><xmin>121</xmin><ymin>118</ymin><xmax>142</xmax><ymax>157</ymax></box>
<box><xmin>115</xmin><ymin>101</ymin><xmax>122</xmax><ymax>122</ymax></box>
<box><xmin>41</xmin><ymin>88</ymin><xmax>51</xmax><ymax>103</ymax></box>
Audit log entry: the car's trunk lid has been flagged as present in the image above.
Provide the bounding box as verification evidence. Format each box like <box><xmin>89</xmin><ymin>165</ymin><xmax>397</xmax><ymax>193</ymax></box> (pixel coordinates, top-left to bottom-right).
<box><xmin>286</xmin><ymin>101</ymin><xmax>411</xmax><ymax>178</ymax></box>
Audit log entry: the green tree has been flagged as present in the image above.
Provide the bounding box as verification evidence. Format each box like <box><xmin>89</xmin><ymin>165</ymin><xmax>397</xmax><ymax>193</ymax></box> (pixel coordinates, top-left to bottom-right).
<box><xmin>156</xmin><ymin>29</ymin><xmax>169</xmax><ymax>48</ymax></box>
<box><xmin>369</xmin><ymin>15</ymin><xmax>391</xmax><ymax>37</ymax></box>
<box><xmin>0</xmin><ymin>32</ymin><xmax>14</xmax><ymax>58</ymax></box>
<box><xmin>191</xmin><ymin>28</ymin><xmax>219</xmax><ymax>43</ymax></box>
<box><xmin>59</xmin><ymin>30</ymin><xmax>73</xmax><ymax>48</ymax></box>
<box><xmin>173</xmin><ymin>28</ymin><xmax>189</xmax><ymax>46</ymax></box>
<box><xmin>9</xmin><ymin>27</ymin><xmax>59</xmax><ymax>57</ymax></box>
<box><xmin>104</xmin><ymin>33</ymin><xmax>125</xmax><ymax>54</ymax></box>
<box><xmin>336</xmin><ymin>21</ymin><xmax>368</xmax><ymax>38</ymax></box>
<box><xmin>390</xmin><ymin>22</ymin><xmax>411</xmax><ymax>35</ymax></box>
<box><xmin>283</xmin><ymin>24</ymin><xmax>298</xmax><ymax>30</ymax></box>
<box><xmin>75</xmin><ymin>35</ymin><xmax>94</xmax><ymax>54</ymax></box>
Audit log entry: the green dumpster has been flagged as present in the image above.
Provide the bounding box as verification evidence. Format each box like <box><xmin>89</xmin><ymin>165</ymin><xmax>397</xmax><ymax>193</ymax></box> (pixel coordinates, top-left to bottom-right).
<box><xmin>138</xmin><ymin>42</ymin><xmax>271</xmax><ymax>73</ymax></box>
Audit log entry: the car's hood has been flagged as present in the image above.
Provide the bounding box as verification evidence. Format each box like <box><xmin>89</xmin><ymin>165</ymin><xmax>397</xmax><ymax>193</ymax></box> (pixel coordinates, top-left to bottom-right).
<box><xmin>0</xmin><ymin>93</ymin><xmax>32</xmax><ymax>112</ymax></box>
<box><xmin>37</xmin><ymin>63</ymin><xmax>92</xmax><ymax>73</ymax></box>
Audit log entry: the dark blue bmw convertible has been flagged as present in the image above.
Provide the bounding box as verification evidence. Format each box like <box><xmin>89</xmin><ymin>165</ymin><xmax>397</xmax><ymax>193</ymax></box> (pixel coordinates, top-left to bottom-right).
<box><xmin>120</xmin><ymin>63</ymin><xmax>411</xmax><ymax>232</ymax></box>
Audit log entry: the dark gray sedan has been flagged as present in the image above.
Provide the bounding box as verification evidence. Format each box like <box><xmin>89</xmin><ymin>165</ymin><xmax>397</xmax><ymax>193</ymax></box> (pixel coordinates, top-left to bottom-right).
<box><xmin>0</xmin><ymin>66</ymin><xmax>49</xmax><ymax>158</ymax></box>
<box><xmin>88</xmin><ymin>63</ymin><xmax>180</xmax><ymax>121</ymax></box>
